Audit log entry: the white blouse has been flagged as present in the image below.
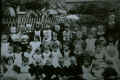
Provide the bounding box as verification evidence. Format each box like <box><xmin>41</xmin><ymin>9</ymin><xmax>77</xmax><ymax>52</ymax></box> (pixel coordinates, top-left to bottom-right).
<box><xmin>14</xmin><ymin>53</ymin><xmax>22</xmax><ymax>67</ymax></box>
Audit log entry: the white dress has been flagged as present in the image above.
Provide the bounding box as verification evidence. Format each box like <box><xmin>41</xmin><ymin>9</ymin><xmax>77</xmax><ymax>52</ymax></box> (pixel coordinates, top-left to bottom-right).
<box><xmin>1</xmin><ymin>42</ymin><xmax>9</xmax><ymax>57</ymax></box>
<box><xmin>86</xmin><ymin>38</ymin><xmax>96</xmax><ymax>52</ymax></box>
<box><xmin>14</xmin><ymin>53</ymin><xmax>22</xmax><ymax>67</ymax></box>
<box><xmin>51</xmin><ymin>50</ymin><xmax>62</xmax><ymax>68</ymax></box>
<box><xmin>64</xmin><ymin>51</ymin><xmax>71</xmax><ymax>67</ymax></box>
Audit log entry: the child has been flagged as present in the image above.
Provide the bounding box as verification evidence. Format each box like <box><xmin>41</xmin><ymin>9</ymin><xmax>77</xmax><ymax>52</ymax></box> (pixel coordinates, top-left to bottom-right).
<box><xmin>97</xmin><ymin>24</ymin><xmax>105</xmax><ymax>37</ymax></box>
<box><xmin>54</xmin><ymin>24</ymin><xmax>61</xmax><ymax>33</ymax></box>
<box><xmin>51</xmin><ymin>42</ymin><xmax>62</xmax><ymax>68</ymax></box>
<box><xmin>86</xmin><ymin>33</ymin><xmax>96</xmax><ymax>54</ymax></box>
<box><xmin>1</xmin><ymin>34</ymin><xmax>10</xmax><ymax>58</ymax></box>
<box><xmin>73</xmin><ymin>31</ymin><xmax>84</xmax><ymax>56</ymax></box>
<box><xmin>32</xmin><ymin>48</ymin><xmax>43</xmax><ymax>65</ymax></box>
<box><xmin>42</xmin><ymin>25</ymin><xmax>52</xmax><ymax>43</ymax></box>
<box><xmin>6</xmin><ymin>46</ymin><xmax>15</xmax><ymax>69</ymax></box>
<box><xmin>63</xmin><ymin>24</ymin><xmax>72</xmax><ymax>43</ymax></box>
<box><xmin>34</xmin><ymin>24</ymin><xmax>41</xmax><ymax>42</ymax></box>
<box><xmin>105</xmin><ymin>41</ymin><xmax>120</xmax><ymax>75</ymax></box>
<box><xmin>63</xmin><ymin>44</ymin><xmax>71</xmax><ymax>68</ymax></box>
<box><xmin>94</xmin><ymin>40</ymin><xmax>106</xmax><ymax>64</ymax></box>
<box><xmin>14</xmin><ymin>47</ymin><xmax>22</xmax><ymax>67</ymax></box>
<box><xmin>21</xmin><ymin>33</ymin><xmax>29</xmax><ymax>52</ymax></box>
<box><xmin>91</xmin><ymin>26</ymin><xmax>97</xmax><ymax>38</ymax></box>
<box><xmin>82</xmin><ymin>54</ymin><xmax>95</xmax><ymax>80</ymax></box>
<box><xmin>51</xmin><ymin>32</ymin><xmax>62</xmax><ymax>52</ymax></box>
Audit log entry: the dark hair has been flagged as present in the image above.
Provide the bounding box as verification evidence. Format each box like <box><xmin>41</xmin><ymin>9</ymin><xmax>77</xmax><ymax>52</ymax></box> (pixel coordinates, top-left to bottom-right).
<box><xmin>13</xmin><ymin>65</ymin><xmax>21</xmax><ymax>74</ymax></box>
<box><xmin>103</xmin><ymin>67</ymin><xmax>117</xmax><ymax>80</ymax></box>
<box><xmin>95</xmin><ymin>39</ymin><xmax>101</xmax><ymax>47</ymax></box>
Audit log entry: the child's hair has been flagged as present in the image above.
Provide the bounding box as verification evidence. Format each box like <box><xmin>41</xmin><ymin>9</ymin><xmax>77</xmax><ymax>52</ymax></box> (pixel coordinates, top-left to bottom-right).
<box><xmin>102</xmin><ymin>67</ymin><xmax>118</xmax><ymax>80</ymax></box>
<box><xmin>95</xmin><ymin>39</ymin><xmax>101</xmax><ymax>47</ymax></box>
<box><xmin>34</xmin><ymin>36</ymin><xmax>40</xmax><ymax>41</ymax></box>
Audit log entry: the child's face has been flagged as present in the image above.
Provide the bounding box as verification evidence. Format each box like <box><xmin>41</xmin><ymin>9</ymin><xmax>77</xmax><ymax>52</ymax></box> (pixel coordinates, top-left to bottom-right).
<box><xmin>96</xmin><ymin>45</ymin><xmax>102</xmax><ymax>53</ymax></box>
<box><xmin>55</xmin><ymin>25</ymin><xmax>60</xmax><ymax>32</ymax></box>
<box><xmin>63</xmin><ymin>45</ymin><xmax>69</xmax><ymax>52</ymax></box>
<box><xmin>8</xmin><ymin>46</ymin><xmax>13</xmax><ymax>53</ymax></box>
<box><xmin>84</xmin><ymin>61</ymin><xmax>90</xmax><ymax>67</ymax></box>
<box><xmin>77</xmin><ymin>31</ymin><xmax>82</xmax><ymax>39</ymax></box>
<box><xmin>17</xmin><ymin>47</ymin><xmax>22</xmax><ymax>53</ymax></box>
<box><xmin>88</xmin><ymin>34</ymin><xmax>93</xmax><ymax>39</ymax></box>
<box><xmin>53</xmin><ymin>32</ymin><xmax>57</xmax><ymax>40</ymax></box>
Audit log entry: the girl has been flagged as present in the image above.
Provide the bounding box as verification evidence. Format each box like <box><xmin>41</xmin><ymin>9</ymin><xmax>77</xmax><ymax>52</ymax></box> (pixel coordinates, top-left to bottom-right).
<box><xmin>42</xmin><ymin>25</ymin><xmax>52</xmax><ymax>43</ymax></box>
<box><xmin>23</xmin><ymin>46</ymin><xmax>33</xmax><ymax>65</ymax></box>
<box><xmin>20</xmin><ymin>33</ymin><xmax>29</xmax><ymax>52</ymax></box>
<box><xmin>82</xmin><ymin>54</ymin><xmax>95</xmax><ymax>80</ymax></box>
<box><xmin>73</xmin><ymin>31</ymin><xmax>84</xmax><ymax>56</ymax></box>
<box><xmin>97</xmin><ymin>25</ymin><xmax>105</xmax><ymax>37</ymax></box>
<box><xmin>94</xmin><ymin>40</ymin><xmax>106</xmax><ymax>65</ymax></box>
<box><xmin>63</xmin><ymin>24</ymin><xmax>72</xmax><ymax>43</ymax></box>
<box><xmin>105</xmin><ymin>41</ymin><xmax>120</xmax><ymax>75</ymax></box>
<box><xmin>51</xmin><ymin>32</ymin><xmax>62</xmax><ymax>53</ymax></box>
<box><xmin>32</xmin><ymin>48</ymin><xmax>43</xmax><ymax>65</ymax></box>
<box><xmin>32</xmin><ymin>48</ymin><xmax>44</xmax><ymax>80</ymax></box>
<box><xmin>86</xmin><ymin>33</ymin><xmax>96</xmax><ymax>54</ymax></box>
<box><xmin>42</xmin><ymin>45</ymin><xmax>51</xmax><ymax>65</ymax></box>
<box><xmin>63</xmin><ymin>44</ymin><xmax>71</xmax><ymax>68</ymax></box>
<box><xmin>6</xmin><ymin>46</ymin><xmax>15</xmax><ymax>69</ymax></box>
<box><xmin>1</xmin><ymin>34</ymin><xmax>10</xmax><ymax>58</ymax></box>
<box><xmin>34</xmin><ymin>24</ymin><xmax>41</xmax><ymax>42</ymax></box>
<box><xmin>91</xmin><ymin>26</ymin><xmax>97</xmax><ymax>38</ymax></box>
<box><xmin>51</xmin><ymin>42</ymin><xmax>62</xmax><ymax>68</ymax></box>
<box><xmin>14</xmin><ymin>47</ymin><xmax>22</xmax><ymax>67</ymax></box>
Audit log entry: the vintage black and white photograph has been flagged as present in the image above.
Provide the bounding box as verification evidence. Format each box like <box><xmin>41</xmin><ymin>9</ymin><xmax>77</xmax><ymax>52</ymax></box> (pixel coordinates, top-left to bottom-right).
<box><xmin>1</xmin><ymin>0</ymin><xmax>120</xmax><ymax>80</ymax></box>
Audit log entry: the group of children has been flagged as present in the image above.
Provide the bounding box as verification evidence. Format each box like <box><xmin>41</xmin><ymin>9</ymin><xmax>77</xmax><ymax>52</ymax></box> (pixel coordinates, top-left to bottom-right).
<box><xmin>1</xmin><ymin>23</ymin><xmax>120</xmax><ymax>80</ymax></box>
